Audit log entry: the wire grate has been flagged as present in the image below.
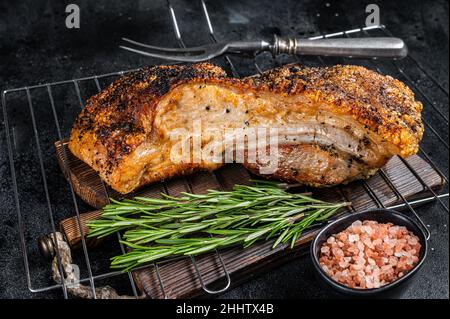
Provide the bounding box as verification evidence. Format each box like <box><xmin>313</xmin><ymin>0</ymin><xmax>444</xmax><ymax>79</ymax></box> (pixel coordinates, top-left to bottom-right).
<box><xmin>2</xmin><ymin>0</ymin><xmax>448</xmax><ymax>298</ymax></box>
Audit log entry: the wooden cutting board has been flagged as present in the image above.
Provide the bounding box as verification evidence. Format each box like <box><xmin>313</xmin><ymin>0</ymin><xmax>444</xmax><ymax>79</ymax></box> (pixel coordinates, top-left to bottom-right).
<box><xmin>55</xmin><ymin>140</ymin><xmax>445</xmax><ymax>298</ymax></box>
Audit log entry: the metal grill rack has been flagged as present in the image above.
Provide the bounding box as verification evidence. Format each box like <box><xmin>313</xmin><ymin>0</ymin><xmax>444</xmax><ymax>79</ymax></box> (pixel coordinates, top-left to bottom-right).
<box><xmin>2</xmin><ymin>0</ymin><xmax>448</xmax><ymax>298</ymax></box>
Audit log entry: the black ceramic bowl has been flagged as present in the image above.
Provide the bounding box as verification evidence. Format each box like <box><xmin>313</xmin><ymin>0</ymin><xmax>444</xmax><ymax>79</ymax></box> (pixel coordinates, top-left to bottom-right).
<box><xmin>311</xmin><ymin>209</ymin><xmax>428</xmax><ymax>298</ymax></box>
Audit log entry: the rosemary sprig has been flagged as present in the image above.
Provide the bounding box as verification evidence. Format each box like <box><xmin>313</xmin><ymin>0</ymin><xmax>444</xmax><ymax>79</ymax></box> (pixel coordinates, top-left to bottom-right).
<box><xmin>87</xmin><ymin>181</ymin><xmax>349</xmax><ymax>271</ymax></box>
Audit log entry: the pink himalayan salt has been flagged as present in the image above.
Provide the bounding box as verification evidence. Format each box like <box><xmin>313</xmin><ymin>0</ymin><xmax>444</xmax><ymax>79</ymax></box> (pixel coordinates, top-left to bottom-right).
<box><xmin>319</xmin><ymin>220</ymin><xmax>421</xmax><ymax>289</ymax></box>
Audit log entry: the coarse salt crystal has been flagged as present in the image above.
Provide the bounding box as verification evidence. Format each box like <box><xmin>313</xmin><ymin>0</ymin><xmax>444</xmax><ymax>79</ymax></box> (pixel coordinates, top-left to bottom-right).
<box><xmin>365</xmin><ymin>275</ymin><xmax>374</xmax><ymax>289</ymax></box>
<box><xmin>362</xmin><ymin>225</ymin><xmax>374</xmax><ymax>235</ymax></box>
<box><xmin>319</xmin><ymin>219</ymin><xmax>421</xmax><ymax>290</ymax></box>
<box><xmin>373</xmin><ymin>238</ymin><xmax>382</xmax><ymax>246</ymax></box>
<box><xmin>352</xmin><ymin>220</ymin><xmax>363</xmax><ymax>227</ymax></box>
<box><xmin>388</xmin><ymin>257</ymin><xmax>398</xmax><ymax>266</ymax></box>
<box><xmin>363</xmin><ymin>238</ymin><xmax>374</xmax><ymax>249</ymax></box>
<box><xmin>357</xmin><ymin>241</ymin><xmax>365</xmax><ymax>251</ymax></box>
<box><xmin>373</xmin><ymin>277</ymin><xmax>381</xmax><ymax>288</ymax></box>
<box><xmin>352</xmin><ymin>264</ymin><xmax>364</xmax><ymax>271</ymax></box>
<box><xmin>321</xmin><ymin>246</ymin><xmax>330</xmax><ymax>254</ymax></box>
<box><xmin>332</xmin><ymin>247</ymin><xmax>344</xmax><ymax>257</ymax></box>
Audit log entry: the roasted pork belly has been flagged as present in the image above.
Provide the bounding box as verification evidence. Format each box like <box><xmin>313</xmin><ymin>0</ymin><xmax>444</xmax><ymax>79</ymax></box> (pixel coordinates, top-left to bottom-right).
<box><xmin>69</xmin><ymin>63</ymin><xmax>423</xmax><ymax>194</ymax></box>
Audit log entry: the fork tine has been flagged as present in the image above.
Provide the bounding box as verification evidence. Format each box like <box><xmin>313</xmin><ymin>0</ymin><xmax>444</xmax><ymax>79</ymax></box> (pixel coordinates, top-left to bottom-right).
<box><xmin>119</xmin><ymin>45</ymin><xmax>211</xmax><ymax>63</ymax></box>
<box><xmin>121</xmin><ymin>38</ymin><xmax>207</xmax><ymax>53</ymax></box>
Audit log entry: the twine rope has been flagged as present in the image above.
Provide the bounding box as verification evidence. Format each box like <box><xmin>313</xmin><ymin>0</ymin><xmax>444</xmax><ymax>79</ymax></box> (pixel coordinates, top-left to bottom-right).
<box><xmin>51</xmin><ymin>232</ymin><xmax>142</xmax><ymax>299</ymax></box>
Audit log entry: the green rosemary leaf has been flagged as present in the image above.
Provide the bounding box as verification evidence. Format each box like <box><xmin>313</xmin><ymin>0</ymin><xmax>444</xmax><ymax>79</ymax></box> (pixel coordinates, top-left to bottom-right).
<box><xmin>87</xmin><ymin>181</ymin><xmax>350</xmax><ymax>271</ymax></box>
<box><xmin>244</xmin><ymin>227</ymin><xmax>272</xmax><ymax>242</ymax></box>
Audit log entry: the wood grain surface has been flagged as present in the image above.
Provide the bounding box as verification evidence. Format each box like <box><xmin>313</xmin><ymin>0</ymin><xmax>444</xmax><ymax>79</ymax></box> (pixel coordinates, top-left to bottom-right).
<box><xmin>56</xmin><ymin>140</ymin><xmax>444</xmax><ymax>298</ymax></box>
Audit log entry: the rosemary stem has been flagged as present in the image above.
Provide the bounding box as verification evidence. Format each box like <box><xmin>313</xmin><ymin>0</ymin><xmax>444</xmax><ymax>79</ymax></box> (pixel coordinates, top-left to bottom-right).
<box><xmin>87</xmin><ymin>181</ymin><xmax>348</xmax><ymax>271</ymax></box>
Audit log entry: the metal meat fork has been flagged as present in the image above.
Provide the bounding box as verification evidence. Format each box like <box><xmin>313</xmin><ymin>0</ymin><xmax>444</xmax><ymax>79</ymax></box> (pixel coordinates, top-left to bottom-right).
<box><xmin>119</xmin><ymin>35</ymin><xmax>408</xmax><ymax>62</ymax></box>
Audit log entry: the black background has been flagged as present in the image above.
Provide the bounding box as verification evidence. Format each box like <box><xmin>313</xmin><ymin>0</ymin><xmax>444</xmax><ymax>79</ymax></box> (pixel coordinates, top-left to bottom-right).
<box><xmin>0</xmin><ymin>0</ymin><xmax>448</xmax><ymax>299</ymax></box>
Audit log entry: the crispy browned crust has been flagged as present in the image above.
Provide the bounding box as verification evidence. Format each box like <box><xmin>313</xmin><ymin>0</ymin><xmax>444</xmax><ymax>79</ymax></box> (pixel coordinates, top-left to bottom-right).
<box><xmin>70</xmin><ymin>63</ymin><xmax>227</xmax><ymax>173</ymax></box>
<box><xmin>245</xmin><ymin>64</ymin><xmax>423</xmax><ymax>156</ymax></box>
<box><xmin>69</xmin><ymin>63</ymin><xmax>423</xmax><ymax>193</ymax></box>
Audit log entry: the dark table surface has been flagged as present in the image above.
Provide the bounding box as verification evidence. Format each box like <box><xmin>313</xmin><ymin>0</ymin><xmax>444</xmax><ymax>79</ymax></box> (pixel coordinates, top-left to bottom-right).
<box><xmin>0</xmin><ymin>0</ymin><xmax>448</xmax><ymax>299</ymax></box>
